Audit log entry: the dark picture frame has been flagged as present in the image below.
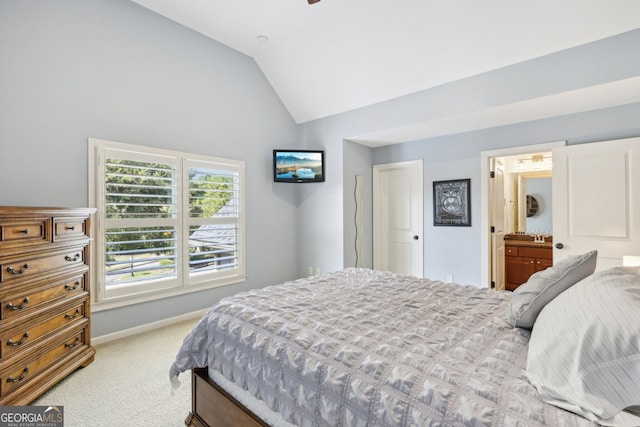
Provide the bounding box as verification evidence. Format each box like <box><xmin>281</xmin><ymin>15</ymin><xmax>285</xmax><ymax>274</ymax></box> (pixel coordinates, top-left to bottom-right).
<box><xmin>433</xmin><ymin>178</ymin><xmax>471</xmax><ymax>226</ymax></box>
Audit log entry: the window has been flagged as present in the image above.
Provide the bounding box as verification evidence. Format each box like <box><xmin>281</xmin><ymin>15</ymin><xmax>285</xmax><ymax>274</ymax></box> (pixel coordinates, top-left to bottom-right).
<box><xmin>89</xmin><ymin>139</ymin><xmax>245</xmax><ymax>309</ymax></box>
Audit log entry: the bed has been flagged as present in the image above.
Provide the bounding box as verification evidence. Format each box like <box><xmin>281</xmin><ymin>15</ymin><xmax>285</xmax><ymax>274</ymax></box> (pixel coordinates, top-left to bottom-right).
<box><xmin>170</xmin><ymin>260</ymin><xmax>640</xmax><ymax>427</ymax></box>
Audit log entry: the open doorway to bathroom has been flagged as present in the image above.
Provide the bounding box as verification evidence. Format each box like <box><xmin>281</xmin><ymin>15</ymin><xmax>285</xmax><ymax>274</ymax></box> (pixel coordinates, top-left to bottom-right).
<box><xmin>480</xmin><ymin>141</ymin><xmax>565</xmax><ymax>290</ymax></box>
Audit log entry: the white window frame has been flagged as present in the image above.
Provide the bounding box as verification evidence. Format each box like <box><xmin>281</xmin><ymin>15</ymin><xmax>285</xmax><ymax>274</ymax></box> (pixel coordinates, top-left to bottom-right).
<box><xmin>89</xmin><ymin>138</ymin><xmax>246</xmax><ymax>311</ymax></box>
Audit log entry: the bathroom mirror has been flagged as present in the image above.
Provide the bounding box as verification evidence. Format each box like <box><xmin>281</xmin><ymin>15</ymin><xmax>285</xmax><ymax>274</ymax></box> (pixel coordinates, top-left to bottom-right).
<box><xmin>517</xmin><ymin>171</ymin><xmax>552</xmax><ymax>233</ymax></box>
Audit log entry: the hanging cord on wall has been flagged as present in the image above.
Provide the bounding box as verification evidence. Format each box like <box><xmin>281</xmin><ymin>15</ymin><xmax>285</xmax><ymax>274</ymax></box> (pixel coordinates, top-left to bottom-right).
<box><xmin>354</xmin><ymin>175</ymin><xmax>363</xmax><ymax>267</ymax></box>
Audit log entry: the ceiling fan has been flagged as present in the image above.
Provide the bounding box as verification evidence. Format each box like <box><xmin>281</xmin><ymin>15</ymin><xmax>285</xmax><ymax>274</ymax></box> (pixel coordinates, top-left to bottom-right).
<box><xmin>308</xmin><ymin>0</ymin><xmax>321</xmax><ymax>4</ymax></box>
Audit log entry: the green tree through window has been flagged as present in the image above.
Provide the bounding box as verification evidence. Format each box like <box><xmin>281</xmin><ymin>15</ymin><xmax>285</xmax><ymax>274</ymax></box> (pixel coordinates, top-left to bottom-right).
<box><xmin>91</xmin><ymin>138</ymin><xmax>245</xmax><ymax>306</ymax></box>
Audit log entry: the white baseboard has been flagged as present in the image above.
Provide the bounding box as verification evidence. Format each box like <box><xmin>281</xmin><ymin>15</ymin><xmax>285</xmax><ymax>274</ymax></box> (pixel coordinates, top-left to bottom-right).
<box><xmin>92</xmin><ymin>309</ymin><xmax>207</xmax><ymax>346</ymax></box>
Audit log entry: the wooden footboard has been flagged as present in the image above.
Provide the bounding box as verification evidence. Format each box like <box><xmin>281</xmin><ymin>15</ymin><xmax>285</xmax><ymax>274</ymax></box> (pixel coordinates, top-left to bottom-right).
<box><xmin>186</xmin><ymin>367</ymin><xmax>269</xmax><ymax>427</ymax></box>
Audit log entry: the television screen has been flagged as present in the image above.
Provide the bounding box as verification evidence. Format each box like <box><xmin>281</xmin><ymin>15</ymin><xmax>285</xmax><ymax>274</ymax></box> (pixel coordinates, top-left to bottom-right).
<box><xmin>273</xmin><ymin>149</ymin><xmax>325</xmax><ymax>183</ymax></box>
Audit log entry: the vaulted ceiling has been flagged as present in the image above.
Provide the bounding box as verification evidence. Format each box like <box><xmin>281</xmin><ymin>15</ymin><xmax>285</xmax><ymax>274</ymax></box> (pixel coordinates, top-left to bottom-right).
<box><xmin>130</xmin><ymin>0</ymin><xmax>640</xmax><ymax>143</ymax></box>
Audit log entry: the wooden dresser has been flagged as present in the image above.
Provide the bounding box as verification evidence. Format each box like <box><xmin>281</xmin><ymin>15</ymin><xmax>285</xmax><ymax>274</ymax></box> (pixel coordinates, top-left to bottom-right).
<box><xmin>0</xmin><ymin>206</ymin><xmax>96</xmax><ymax>405</ymax></box>
<box><xmin>504</xmin><ymin>235</ymin><xmax>553</xmax><ymax>291</ymax></box>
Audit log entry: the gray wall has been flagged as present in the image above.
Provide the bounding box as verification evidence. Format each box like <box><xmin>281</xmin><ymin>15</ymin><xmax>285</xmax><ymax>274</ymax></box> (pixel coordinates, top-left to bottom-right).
<box><xmin>371</xmin><ymin>104</ymin><xmax>640</xmax><ymax>285</ymax></box>
<box><xmin>300</xmin><ymin>29</ymin><xmax>640</xmax><ymax>284</ymax></box>
<box><xmin>0</xmin><ymin>0</ymin><xmax>300</xmax><ymax>336</ymax></box>
<box><xmin>343</xmin><ymin>140</ymin><xmax>374</xmax><ymax>269</ymax></box>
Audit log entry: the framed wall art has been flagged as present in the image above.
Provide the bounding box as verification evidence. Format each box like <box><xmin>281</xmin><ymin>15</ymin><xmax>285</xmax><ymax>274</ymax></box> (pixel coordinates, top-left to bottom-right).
<box><xmin>433</xmin><ymin>178</ymin><xmax>471</xmax><ymax>226</ymax></box>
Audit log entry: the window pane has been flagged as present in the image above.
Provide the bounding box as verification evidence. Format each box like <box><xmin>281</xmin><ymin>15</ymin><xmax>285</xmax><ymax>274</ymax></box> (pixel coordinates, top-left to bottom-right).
<box><xmin>92</xmin><ymin>138</ymin><xmax>245</xmax><ymax>306</ymax></box>
<box><xmin>106</xmin><ymin>226</ymin><xmax>177</xmax><ymax>286</ymax></box>
<box><xmin>105</xmin><ymin>159</ymin><xmax>177</xmax><ymax>219</ymax></box>
<box><xmin>188</xmin><ymin>167</ymin><xmax>238</xmax><ymax>218</ymax></box>
<box><xmin>189</xmin><ymin>224</ymin><xmax>238</xmax><ymax>274</ymax></box>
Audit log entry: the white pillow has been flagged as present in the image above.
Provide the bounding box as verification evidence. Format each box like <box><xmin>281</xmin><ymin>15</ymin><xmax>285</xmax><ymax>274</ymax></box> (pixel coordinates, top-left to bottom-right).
<box><xmin>526</xmin><ymin>266</ymin><xmax>640</xmax><ymax>425</ymax></box>
<box><xmin>505</xmin><ymin>250</ymin><xmax>597</xmax><ymax>328</ymax></box>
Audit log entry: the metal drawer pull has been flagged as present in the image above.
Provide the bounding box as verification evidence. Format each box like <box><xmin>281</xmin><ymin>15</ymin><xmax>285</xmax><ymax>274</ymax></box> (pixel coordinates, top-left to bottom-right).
<box><xmin>7</xmin><ymin>297</ymin><xmax>30</xmax><ymax>310</ymax></box>
<box><xmin>7</xmin><ymin>332</ymin><xmax>30</xmax><ymax>347</ymax></box>
<box><xmin>65</xmin><ymin>309</ymin><xmax>81</xmax><ymax>319</ymax></box>
<box><xmin>64</xmin><ymin>337</ymin><xmax>81</xmax><ymax>349</ymax></box>
<box><xmin>65</xmin><ymin>253</ymin><xmax>81</xmax><ymax>262</ymax></box>
<box><xmin>65</xmin><ymin>226</ymin><xmax>76</xmax><ymax>231</ymax></box>
<box><xmin>65</xmin><ymin>281</ymin><xmax>81</xmax><ymax>291</ymax></box>
<box><xmin>7</xmin><ymin>367</ymin><xmax>29</xmax><ymax>383</ymax></box>
<box><xmin>6</xmin><ymin>263</ymin><xmax>30</xmax><ymax>275</ymax></box>
<box><xmin>21</xmin><ymin>229</ymin><xmax>31</xmax><ymax>235</ymax></box>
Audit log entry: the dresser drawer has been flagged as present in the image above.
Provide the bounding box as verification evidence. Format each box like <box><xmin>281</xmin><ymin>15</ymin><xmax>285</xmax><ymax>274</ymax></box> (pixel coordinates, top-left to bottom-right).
<box><xmin>0</xmin><ymin>274</ymin><xmax>86</xmax><ymax>320</ymax></box>
<box><xmin>0</xmin><ymin>327</ymin><xmax>87</xmax><ymax>397</ymax></box>
<box><xmin>53</xmin><ymin>217</ymin><xmax>89</xmax><ymax>242</ymax></box>
<box><xmin>0</xmin><ymin>218</ymin><xmax>50</xmax><ymax>247</ymax></box>
<box><xmin>519</xmin><ymin>246</ymin><xmax>552</xmax><ymax>259</ymax></box>
<box><xmin>0</xmin><ymin>247</ymin><xmax>86</xmax><ymax>285</ymax></box>
<box><xmin>1</xmin><ymin>300</ymin><xmax>88</xmax><ymax>359</ymax></box>
<box><xmin>505</xmin><ymin>246</ymin><xmax>518</xmax><ymax>256</ymax></box>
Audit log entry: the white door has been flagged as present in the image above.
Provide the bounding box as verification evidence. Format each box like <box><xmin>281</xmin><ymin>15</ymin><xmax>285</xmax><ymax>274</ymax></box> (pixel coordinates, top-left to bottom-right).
<box><xmin>490</xmin><ymin>159</ymin><xmax>506</xmax><ymax>290</ymax></box>
<box><xmin>553</xmin><ymin>136</ymin><xmax>640</xmax><ymax>270</ymax></box>
<box><xmin>373</xmin><ymin>160</ymin><xmax>424</xmax><ymax>276</ymax></box>
<box><xmin>517</xmin><ymin>175</ymin><xmax>527</xmax><ymax>232</ymax></box>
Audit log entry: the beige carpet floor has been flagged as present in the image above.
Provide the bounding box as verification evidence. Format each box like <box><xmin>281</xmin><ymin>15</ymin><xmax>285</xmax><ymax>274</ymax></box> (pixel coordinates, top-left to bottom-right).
<box><xmin>32</xmin><ymin>319</ymin><xmax>199</xmax><ymax>427</ymax></box>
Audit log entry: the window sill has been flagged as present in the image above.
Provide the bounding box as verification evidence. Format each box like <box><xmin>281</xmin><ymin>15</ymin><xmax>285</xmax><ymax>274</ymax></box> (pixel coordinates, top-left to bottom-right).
<box><xmin>91</xmin><ymin>274</ymin><xmax>247</xmax><ymax>312</ymax></box>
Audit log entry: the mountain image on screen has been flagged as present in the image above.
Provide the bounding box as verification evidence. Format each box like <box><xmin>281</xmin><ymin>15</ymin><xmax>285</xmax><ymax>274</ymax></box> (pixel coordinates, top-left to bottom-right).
<box><xmin>277</xmin><ymin>154</ymin><xmax>318</xmax><ymax>166</ymax></box>
<box><xmin>275</xmin><ymin>152</ymin><xmax>323</xmax><ymax>180</ymax></box>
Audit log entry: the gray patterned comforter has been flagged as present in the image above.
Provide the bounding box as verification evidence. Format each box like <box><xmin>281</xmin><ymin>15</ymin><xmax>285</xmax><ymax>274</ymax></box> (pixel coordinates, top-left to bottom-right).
<box><xmin>170</xmin><ymin>268</ymin><xmax>593</xmax><ymax>427</ymax></box>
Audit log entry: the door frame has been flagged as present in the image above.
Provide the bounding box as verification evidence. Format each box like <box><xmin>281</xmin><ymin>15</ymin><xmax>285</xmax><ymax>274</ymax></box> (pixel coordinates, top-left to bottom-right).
<box><xmin>373</xmin><ymin>159</ymin><xmax>424</xmax><ymax>275</ymax></box>
<box><xmin>490</xmin><ymin>157</ymin><xmax>506</xmax><ymax>290</ymax></box>
<box><xmin>480</xmin><ymin>141</ymin><xmax>566</xmax><ymax>287</ymax></box>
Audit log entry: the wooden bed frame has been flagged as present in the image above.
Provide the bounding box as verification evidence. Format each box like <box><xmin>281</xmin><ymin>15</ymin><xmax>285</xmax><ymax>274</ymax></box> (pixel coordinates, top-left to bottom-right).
<box><xmin>186</xmin><ymin>367</ymin><xmax>269</xmax><ymax>427</ymax></box>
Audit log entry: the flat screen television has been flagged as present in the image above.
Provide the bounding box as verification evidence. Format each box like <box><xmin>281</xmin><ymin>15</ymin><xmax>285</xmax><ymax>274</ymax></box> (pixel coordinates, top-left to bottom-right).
<box><xmin>273</xmin><ymin>149</ymin><xmax>325</xmax><ymax>183</ymax></box>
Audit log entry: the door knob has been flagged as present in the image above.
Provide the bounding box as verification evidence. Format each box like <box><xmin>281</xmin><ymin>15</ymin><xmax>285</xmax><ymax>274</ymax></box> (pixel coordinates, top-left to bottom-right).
<box><xmin>413</xmin><ymin>235</ymin><xmax>419</xmax><ymax>240</ymax></box>
<box><xmin>555</xmin><ymin>243</ymin><xmax>564</xmax><ymax>249</ymax></box>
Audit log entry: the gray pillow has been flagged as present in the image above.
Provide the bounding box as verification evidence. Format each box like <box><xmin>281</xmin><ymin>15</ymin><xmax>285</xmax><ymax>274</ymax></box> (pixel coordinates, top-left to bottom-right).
<box><xmin>504</xmin><ymin>250</ymin><xmax>597</xmax><ymax>328</ymax></box>
<box><xmin>526</xmin><ymin>266</ymin><xmax>640</xmax><ymax>425</ymax></box>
